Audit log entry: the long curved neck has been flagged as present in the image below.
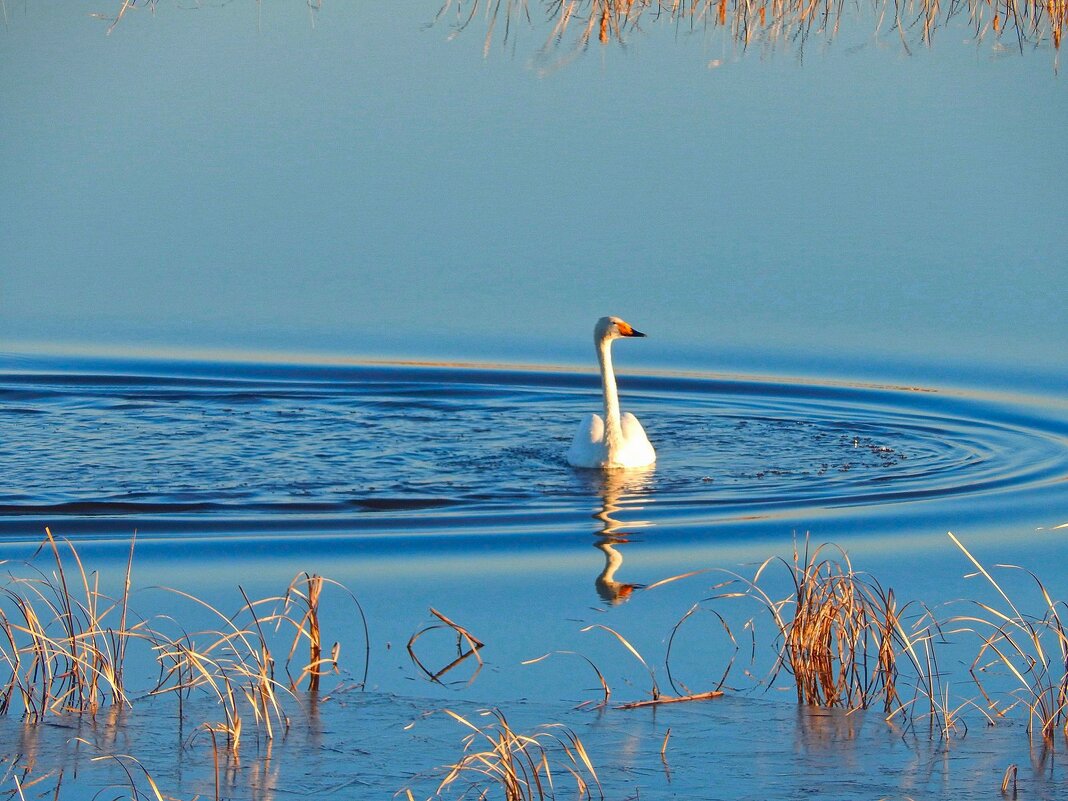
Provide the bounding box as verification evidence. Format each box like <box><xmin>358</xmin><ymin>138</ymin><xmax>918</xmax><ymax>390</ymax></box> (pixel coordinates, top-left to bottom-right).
<box><xmin>597</xmin><ymin>336</ymin><xmax>623</xmax><ymax>449</ymax></box>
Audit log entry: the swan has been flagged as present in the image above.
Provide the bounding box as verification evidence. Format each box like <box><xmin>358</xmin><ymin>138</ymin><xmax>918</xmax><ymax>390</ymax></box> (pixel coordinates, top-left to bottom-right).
<box><xmin>567</xmin><ymin>316</ymin><xmax>656</xmax><ymax>470</ymax></box>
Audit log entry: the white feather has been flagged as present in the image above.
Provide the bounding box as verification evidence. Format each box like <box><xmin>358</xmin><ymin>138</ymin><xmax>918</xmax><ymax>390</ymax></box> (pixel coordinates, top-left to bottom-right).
<box><xmin>567</xmin><ymin>317</ymin><xmax>656</xmax><ymax>470</ymax></box>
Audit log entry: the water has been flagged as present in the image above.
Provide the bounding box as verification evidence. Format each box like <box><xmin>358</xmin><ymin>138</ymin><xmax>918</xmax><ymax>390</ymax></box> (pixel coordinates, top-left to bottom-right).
<box><xmin>3</xmin><ymin>355</ymin><xmax>1066</xmax><ymax>541</ymax></box>
<box><xmin>1</xmin><ymin>351</ymin><xmax>1067</xmax><ymax>798</ymax></box>
<box><xmin>2</xmin><ymin>1</ymin><xmax>1066</xmax><ymax>798</ymax></box>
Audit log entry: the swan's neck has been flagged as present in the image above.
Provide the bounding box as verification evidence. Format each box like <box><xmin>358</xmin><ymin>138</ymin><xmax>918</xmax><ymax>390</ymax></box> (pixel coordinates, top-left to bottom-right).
<box><xmin>596</xmin><ymin>540</ymin><xmax>624</xmax><ymax>583</ymax></box>
<box><xmin>597</xmin><ymin>337</ymin><xmax>623</xmax><ymax>450</ymax></box>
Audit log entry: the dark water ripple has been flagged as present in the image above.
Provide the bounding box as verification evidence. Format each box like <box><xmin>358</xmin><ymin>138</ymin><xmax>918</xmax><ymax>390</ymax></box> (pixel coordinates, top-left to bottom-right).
<box><xmin>1</xmin><ymin>358</ymin><xmax>1065</xmax><ymax>539</ymax></box>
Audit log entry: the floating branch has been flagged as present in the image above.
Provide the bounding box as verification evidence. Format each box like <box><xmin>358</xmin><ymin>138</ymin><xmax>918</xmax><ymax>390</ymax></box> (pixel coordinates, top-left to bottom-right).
<box><xmin>408</xmin><ymin>608</ymin><xmax>486</xmax><ymax>685</ymax></box>
<box><xmin>616</xmin><ymin>689</ymin><xmax>723</xmax><ymax>709</ymax></box>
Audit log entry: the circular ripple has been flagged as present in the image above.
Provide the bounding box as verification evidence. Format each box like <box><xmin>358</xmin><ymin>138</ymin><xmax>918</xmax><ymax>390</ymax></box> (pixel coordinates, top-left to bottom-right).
<box><xmin>0</xmin><ymin>363</ymin><xmax>1065</xmax><ymax>534</ymax></box>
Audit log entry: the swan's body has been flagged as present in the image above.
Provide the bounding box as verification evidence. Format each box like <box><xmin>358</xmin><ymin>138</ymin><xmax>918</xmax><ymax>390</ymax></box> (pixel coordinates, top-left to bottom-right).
<box><xmin>567</xmin><ymin>316</ymin><xmax>656</xmax><ymax>470</ymax></box>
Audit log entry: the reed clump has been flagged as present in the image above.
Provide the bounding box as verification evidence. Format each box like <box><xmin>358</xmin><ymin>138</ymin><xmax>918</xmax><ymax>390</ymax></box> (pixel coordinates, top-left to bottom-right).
<box><xmin>0</xmin><ymin>529</ymin><xmax>142</xmax><ymax>719</ymax></box>
<box><xmin>422</xmin><ymin>708</ymin><xmax>602</xmax><ymax>801</ymax></box>
<box><xmin>947</xmin><ymin>532</ymin><xmax>1068</xmax><ymax>742</ymax></box>
<box><xmin>0</xmin><ymin>532</ymin><xmax>365</xmax><ymax>754</ymax></box>
<box><xmin>721</xmin><ymin>539</ymin><xmax>934</xmax><ymax>714</ymax></box>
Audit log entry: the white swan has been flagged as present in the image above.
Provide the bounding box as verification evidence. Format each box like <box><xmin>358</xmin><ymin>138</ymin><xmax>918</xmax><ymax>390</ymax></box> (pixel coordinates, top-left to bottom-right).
<box><xmin>567</xmin><ymin>316</ymin><xmax>656</xmax><ymax>470</ymax></box>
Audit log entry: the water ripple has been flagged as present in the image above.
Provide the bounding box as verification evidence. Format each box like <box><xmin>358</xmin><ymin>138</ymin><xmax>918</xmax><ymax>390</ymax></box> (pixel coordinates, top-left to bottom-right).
<box><xmin>1</xmin><ymin>359</ymin><xmax>1065</xmax><ymax>538</ymax></box>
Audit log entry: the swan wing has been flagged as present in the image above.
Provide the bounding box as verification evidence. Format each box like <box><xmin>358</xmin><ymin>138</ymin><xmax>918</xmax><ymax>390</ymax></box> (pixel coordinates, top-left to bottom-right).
<box><xmin>567</xmin><ymin>413</ymin><xmax>606</xmax><ymax>468</ymax></box>
<box><xmin>619</xmin><ymin>412</ymin><xmax>656</xmax><ymax>467</ymax></box>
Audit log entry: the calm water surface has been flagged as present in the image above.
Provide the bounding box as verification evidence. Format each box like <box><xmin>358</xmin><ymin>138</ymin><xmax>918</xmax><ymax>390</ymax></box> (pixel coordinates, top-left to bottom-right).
<box><xmin>1</xmin><ymin>350</ymin><xmax>1067</xmax><ymax>798</ymax></box>
<box><xmin>2</xmin><ymin>1</ymin><xmax>1066</xmax><ymax>798</ymax></box>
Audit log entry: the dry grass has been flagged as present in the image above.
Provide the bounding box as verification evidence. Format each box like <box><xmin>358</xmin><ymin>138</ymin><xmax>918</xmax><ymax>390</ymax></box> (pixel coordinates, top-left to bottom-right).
<box><xmin>437</xmin><ymin>0</ymin><xmax>1065</xmax><ymax>57</ymax></box>
<box><xmin>946</xmin><ymin>531</ymin><xmax>1068</xmax><ymax>742</ymax></box>
<box><xmin>82</xmin><ymin>746</ymin><xmax>166</xmax><ymax>801</ymax></box>
<box><xmin>17</xmin><ymin>526</ymin><xmax>1068</xmax><ymax>801</ymax></box>
<box><xmin>147</xmin><ymin>584</ymin><xmax>293</xmax><ymax>749</ymax></box>
<box><xmin>421</xmin><ymin>708</ymin><xmax>603</xmax><ymax>801</ymax></box>
<box><xmin>0</xmin><ymin>532</ymin><xmax>364</xmax><ymax>756</ymax></box>
<box><xmin>148</xmin><ymin>573</ymin><xmax>366</xmax><ymax>750</ymax></box>
<box><xmin>0</xmin><ymin>529</ymin><xmax>144</xmax><ymax>719</ymax></box>
<box><xmin>522</xmin><ymin>650</ymin><xmax>613</xmax><ymax>709</ymax></box>
<box><xmin>716</xmin><ymin>539</ymin><xmax>941</xmax><ymax>717</ymax></box>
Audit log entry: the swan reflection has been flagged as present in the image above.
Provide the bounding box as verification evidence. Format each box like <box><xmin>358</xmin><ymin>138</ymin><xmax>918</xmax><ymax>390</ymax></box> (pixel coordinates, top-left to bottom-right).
<box><xmin>587</xmin><ymin>468</ymin><xmax>655</xmax><ymax>605</ymax></box>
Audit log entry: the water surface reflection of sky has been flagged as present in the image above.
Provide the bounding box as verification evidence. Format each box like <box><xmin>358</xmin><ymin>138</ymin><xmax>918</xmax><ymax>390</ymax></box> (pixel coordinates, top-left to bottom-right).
<box><xmin>2</xmin><ymin>2</ymin><xmax>1064</xmax><ymax>382</ymax></box>
<box><xmin>2</xmin><ymin>8</ymin><xmax>1068</xmax><ymax>800</ymax></box>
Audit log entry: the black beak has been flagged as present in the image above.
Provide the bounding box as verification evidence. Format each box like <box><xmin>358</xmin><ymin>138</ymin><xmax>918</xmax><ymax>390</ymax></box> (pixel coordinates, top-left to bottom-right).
<box><xmin>627</xmin><ymin>328</ymin><xmax>646</xmax><ymax>338</ymax></box>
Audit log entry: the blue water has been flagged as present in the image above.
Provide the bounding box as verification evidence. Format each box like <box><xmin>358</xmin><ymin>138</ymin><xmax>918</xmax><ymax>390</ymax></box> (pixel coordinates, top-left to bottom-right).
<box><xmin>3</xmin><ymin>354</ymin><xmax>1065</xmax><ymax>543</ymax></box>
<box><xmin>2</xmin><ymin>2</ymin><xmax>1066</xmax><ymax>798</ymax></box>
<box><xmin>2</xmin><ymin>349</ymin><xmax>1067</xmax><ymax>800</ymax></box>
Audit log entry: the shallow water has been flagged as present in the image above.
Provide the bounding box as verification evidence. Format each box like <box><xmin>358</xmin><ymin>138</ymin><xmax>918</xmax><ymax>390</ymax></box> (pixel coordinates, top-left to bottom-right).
<box><xmin>2</xmin><ymin>352</ymin><xmax>1067</xmax><ymax>798</ymax></box>
<box><xmin>2</xmin><ymin>2</ymin><xmax>1066</xmax><ymax>798</ymax></box>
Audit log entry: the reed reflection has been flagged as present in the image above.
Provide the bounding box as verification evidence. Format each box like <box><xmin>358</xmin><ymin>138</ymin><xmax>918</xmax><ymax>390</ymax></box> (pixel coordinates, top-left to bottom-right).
<box><xmin>439</xmin><ymin>0</ymin><xmax>1063</xmax><ymax>61</ymax></box>
<box><xmin>586</xmin><ymin>468</ymin><xmax>656</xmax><ymax>605</ymax></box>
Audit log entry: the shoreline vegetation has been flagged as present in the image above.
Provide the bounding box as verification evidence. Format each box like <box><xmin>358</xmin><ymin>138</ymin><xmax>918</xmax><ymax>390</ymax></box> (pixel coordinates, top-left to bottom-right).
<box><xmin>89</xmin><ymin>0</ymin><xmax>1065</xmax><ymax>61</ymax></box>
<box><xmin>3</xmin><ymin>529</ymin><xmax>1068</xmax><ymax>798</ymax></box>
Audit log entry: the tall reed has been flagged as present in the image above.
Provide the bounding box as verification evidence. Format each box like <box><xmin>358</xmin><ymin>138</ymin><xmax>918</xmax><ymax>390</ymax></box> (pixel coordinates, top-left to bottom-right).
<box><xmin>719</xmin><ymin>539</ymin><xmax>937</xmax><ymax>715</ymax></box>
<box><xmin>0</xmin><ymin>529</ymin><xmax>143</xmax><ymax>719</ymax></box>
<box><xmin>947</xmin><ymin>532</ymin><xmax>1068</xmax><ymax>741</ymax></box>
<box><xmin>426</xmin><ymin>708</ymin><xmax>602</xmax><ymax>801</ymax></box>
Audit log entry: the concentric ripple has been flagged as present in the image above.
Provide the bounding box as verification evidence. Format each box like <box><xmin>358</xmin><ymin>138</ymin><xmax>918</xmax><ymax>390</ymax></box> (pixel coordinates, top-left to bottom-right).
<box><xmin>1</xmin><ymin>358</ymin><xmax>1065</xmax><ymax>538</ymax></box>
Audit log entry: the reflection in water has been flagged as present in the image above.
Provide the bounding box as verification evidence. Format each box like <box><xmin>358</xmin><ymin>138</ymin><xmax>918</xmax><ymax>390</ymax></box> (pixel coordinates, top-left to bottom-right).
<box><xmin>589</xmin><ymin>468</ymin><xmax>655</xmax><ymax>605</ymax></box>
<box><xmin>439</xmin><ymin>0</ymin><xmax>1064</xmax><ymax>63</ymax></box>
<box><xmin>407</xmin><ymin>608</ymin><xmax>486</xmax><ymax>685</ymax></box>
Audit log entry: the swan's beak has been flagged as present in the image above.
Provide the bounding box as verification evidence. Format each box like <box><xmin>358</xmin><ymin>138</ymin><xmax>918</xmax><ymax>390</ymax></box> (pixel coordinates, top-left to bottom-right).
<box><xmin>614</xmin><ymin>320</ymin><xmax>646</xmax><ymax>338</ymax></box>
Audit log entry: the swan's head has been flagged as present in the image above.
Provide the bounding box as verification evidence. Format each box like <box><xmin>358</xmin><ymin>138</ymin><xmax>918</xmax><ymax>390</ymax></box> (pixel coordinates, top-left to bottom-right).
<box><xmin>596</xmin><ymin>316</ymin><xmax>646</xmax><ymax>342</ymax></box>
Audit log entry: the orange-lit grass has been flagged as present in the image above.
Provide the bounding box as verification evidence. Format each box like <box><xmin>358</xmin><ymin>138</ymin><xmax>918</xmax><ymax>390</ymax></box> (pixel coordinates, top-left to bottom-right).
<box><xmin>436</xmin><ymin>0</ymin><xmax>1065</xmax><ymax>56</ymax></box>
<box><xmin>426</xmin><ymin>708</ymin><xmax>603</xmax><ymax>801</ymax></box>
<box><xmin>946</xmin><ymin>531</ymin><xmax>1068</xmax><ymax>741</ymax></box>
<box><xmin>0</xmin><ymin>529</ymin><xmax>144</xmax><ymax>719</ymax></box>
<box><xmin>716</xmin><ymin>539</ymin><xmax>938</xmax><ymax>716</ymax></box>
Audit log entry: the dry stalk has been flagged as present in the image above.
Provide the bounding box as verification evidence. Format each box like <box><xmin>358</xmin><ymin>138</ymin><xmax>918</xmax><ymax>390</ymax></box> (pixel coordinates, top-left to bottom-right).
<box><xmin>408</xmin><ymin>608</ymin><xmax>485</xmax><ymax>685</ymax></box>
<box><xmin>435</xmin><ymin>0</ymin><xmax>1065</xmax><ymax>57</ymax></box>
<box><xmin>946</xmin><ymin>531</ymin><xmax>1068</xmax><ymax>742</ymax></box>
<box><xmin>423</xmin><ymin>708</ymin><xmax>603</xmax><ymax>801</ymax></box>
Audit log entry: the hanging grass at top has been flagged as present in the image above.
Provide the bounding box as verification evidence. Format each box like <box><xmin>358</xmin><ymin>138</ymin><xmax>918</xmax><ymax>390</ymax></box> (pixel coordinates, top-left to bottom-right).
<box><xmin>91</xmin><ymin>0</ymin><xmax>1066</xmax><ymax>58</ymax></box>
<box><xmin>434</xmin><ymin>0</ymin><xmax>1064</xmax><ymax>58</ymax></box>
